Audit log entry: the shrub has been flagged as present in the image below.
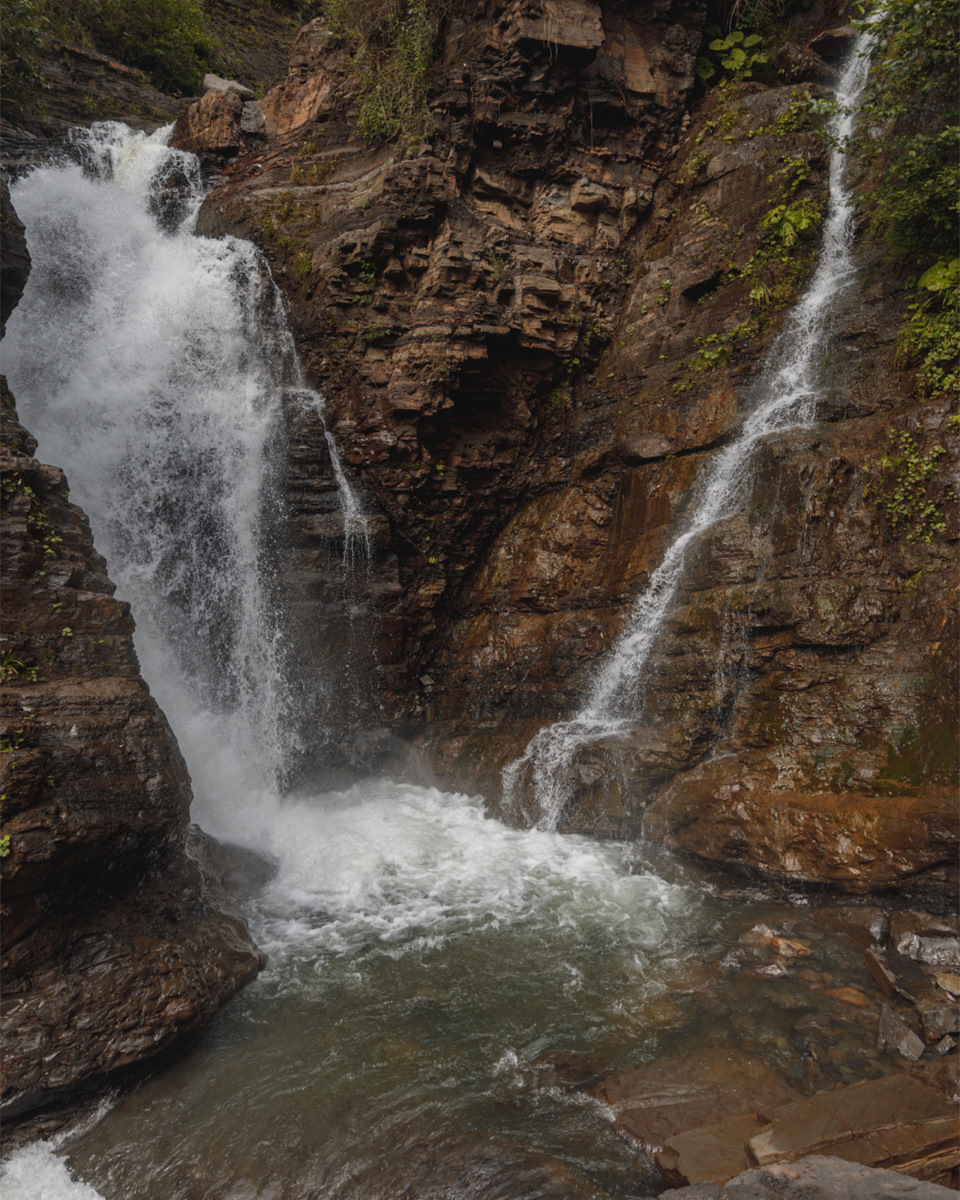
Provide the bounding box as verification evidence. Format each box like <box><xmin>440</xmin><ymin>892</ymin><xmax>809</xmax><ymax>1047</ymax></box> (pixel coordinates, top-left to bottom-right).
<box><xmin>66</xmin><ymin>0</ymin><xmax>215</xmax><ymax>95</ymax></box>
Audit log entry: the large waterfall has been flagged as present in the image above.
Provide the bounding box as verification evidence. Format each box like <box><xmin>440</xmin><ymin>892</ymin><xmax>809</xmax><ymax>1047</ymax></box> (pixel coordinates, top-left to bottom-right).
<box><xmin>502</xmin><ymin>32</ymin><xmax>873</xmax><ymax>830</ymax></box>
<box><xmin>2</xmin><ymin>123</ymin><xmax>720</xmax><ymax>1199</ymax></box>
<box><xmin>0</xmin><ymin>30</ymin><xmax>896</xmax><ymax>1198</ymax></box>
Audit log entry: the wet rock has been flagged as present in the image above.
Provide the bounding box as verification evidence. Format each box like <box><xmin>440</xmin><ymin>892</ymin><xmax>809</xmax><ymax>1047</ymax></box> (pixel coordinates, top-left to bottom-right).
<box><xmin>0</xmin><ymin>176</ymin><xmax>30</xmax><ymax>335</ymax></box>
<box><xmin>656</xmin><ymin>1112</ymin><xmax>770</xmax><ymax>1189</ymax></box>
<box><xmin>889</xmin><ymin>910</ymin><xmax>959</xmax><ymax>945</ymax></box>
<box><xmin>877</xmin><ymin>1006</ymin><xmax>925</xmax><ymax>1061</ymax></box>
<box><xmin>808</xmin><ymin>903</ymin><xmax>889</xmax><ymax>950</ymax></box>
<box><xmin>644</xmin><ymin>762</ymin><xmax>959</xmax><ymax>895</ymax></box>
<box><xmin>896</xmin><ymin>935</ymin><xmax>960</xmax><ymax>969</ymax></box>
<box><xmin>659</xmin><ymin>1154</ymin><xmax>960</xmax><ymax>1198</ymax></box>
<box><xmin>916</xmin><ymin>999</ymin><xmax>960</xmax><ymax>1044</ymax></box>
<box><xmin>591</xmin><ymin>1049</ymin><xmax>798</xmax><ymax>1152</ymax></box>
<box><xmin>809</xmin><ymin>26</ymin><xmax>859</xmax><ymax>62</ymax></box>
<box><xmin>746</xmin><ymin>1075</ymin><xmax>958</xmax><ymax>1185</ymax></box>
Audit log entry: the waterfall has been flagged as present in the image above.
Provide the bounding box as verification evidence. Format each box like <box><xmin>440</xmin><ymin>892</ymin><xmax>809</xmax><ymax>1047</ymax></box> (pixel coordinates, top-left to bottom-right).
<box><xmin>502</xmin><ymin>33</ymin><xmax>874</xmax><ymax>829</ymax></box>
<box><xmin>3</xmin><ymin>121</ymin><xmax>362</xmax><ymax>841</ymax></box>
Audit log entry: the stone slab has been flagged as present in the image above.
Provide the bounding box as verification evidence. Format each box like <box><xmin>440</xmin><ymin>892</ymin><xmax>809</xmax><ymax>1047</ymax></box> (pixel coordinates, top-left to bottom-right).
<box><xmin>746</xmin><ymin>1075</ymin><xmax>959</xmax><ymax>1181</ymax></box>
<box><xmin>592</xmin><ymin>1049</ymin><xmax>798</xmax><ymax>1151</ymax></box>
<box><xmin>659</xmin><ymin>1153</ymin><xmax>959</xmax><ymax>1198</ymax></box>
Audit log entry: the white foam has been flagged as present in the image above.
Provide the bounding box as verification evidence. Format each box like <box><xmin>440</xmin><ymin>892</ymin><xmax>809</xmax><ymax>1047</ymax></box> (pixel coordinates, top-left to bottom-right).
<box><xmin>252</xmin><ymin>779</ymin><xmax>694</xmax><ymax>959</ymax></box>
<box><xmin>0</xmin><ymin>1143</ymin><xmax>106</xmax><ymax>1200</ymax></box>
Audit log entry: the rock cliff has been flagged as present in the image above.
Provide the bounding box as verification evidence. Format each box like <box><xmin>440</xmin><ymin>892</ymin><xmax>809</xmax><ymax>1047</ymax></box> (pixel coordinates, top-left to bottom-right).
<box><xmin>177</xmin><ymin>0</ymin><xmax>957</xmax><ymax>895</ymax></box>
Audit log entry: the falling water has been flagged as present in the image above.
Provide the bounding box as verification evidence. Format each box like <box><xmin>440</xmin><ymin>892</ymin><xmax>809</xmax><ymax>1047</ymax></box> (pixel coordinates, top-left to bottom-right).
<box><xmin>0</xmin><ymin>42</ymin><xmax>900</xmax><ymax>1200</ymax></box>
<box><xmin>2</xmin><ymin>121</ymin><xmax>709</xmax><ymax>1197</ymax></box>
<box><xmin>503</xmin><ymin>32</ymin><xmax>874</xmax><ymax>828</ymax></box>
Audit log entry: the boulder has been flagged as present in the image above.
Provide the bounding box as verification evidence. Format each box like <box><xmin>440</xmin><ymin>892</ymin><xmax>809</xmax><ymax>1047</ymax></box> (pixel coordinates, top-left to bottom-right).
<box><xmin>643</xmin><ymin>759</ymin><xmax>959</xmax><ymax>894</ymax></box>
<box><xmin>746</xmin><ymin>1075</ymin><xmax>959</xmax><ymax>1185</ymax></box>
<box><xmin>659</xmin><ymin>1154</ymin><xmax>959</xmax><ymax>1199</ymax></box>
<box><xmin>203</xmin><ymin>72</ymin><xmax>256</xmax><ymax>100</ymax></box>
<box><xmin>591</xmin><ymin>1049</ymin><xmax>799</xmax><ymax>1151</ymax></box>
<box><xmin>170</xmin><ymin>89</ymin><xmax>243</xmax><ymax>157</ymax></box>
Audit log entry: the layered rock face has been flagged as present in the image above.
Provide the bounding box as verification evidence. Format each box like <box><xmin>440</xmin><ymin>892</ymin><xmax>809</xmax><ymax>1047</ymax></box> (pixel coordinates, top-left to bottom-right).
<box><xmin>181</xmin><ymin>0</ymin><xmax>708</xmax><ymax>715</ymax></box>
<box><xmin>0</xmin><ymin>220</ymin><xmax>262</xmax><ymax>1119</ymax></box>
<box><xmin>178</xmin><ymin>0</ymin><xmax>957</xmax><ymax>896</ymax></box>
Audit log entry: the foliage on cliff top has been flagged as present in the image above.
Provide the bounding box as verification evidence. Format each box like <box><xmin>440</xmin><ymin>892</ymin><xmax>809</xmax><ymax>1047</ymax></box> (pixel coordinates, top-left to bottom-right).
<box><xmin>322</xmin><ymin>0</ymin><xmax>449</xmax><ymax>146</ymax></box>
<box><xmin>1</xmin><ymin>0</ymin><xmax>215</xmax><ymax>98</ymax></box>
<box><xmin>853</xmin><ymin>0</ymin><xmax>958</xmax><ymax>262</ymax></box>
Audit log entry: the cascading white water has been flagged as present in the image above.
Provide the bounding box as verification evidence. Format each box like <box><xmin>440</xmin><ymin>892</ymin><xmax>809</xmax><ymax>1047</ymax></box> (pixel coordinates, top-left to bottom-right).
<box><xmin>2</xmin><ymin>129</ymin><xmax>707</xmax><ymax>1200</ymax></box>
<box><xmin>0</xmin><ymin>53</ymin><xmax>895</xmax><ymax>1200</ymax></box>
<box><xmin>502</xmin><ymin>33</ymin><xmax>873</xmax><ymax>829</ymax></box>
<box><xmin>4</xmin><ymin>122</ymin><xmax>305</xmax><ymax>841</ymax></box>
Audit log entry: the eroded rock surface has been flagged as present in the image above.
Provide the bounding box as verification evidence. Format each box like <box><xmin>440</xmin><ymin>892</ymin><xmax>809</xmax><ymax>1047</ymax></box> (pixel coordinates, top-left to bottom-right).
<box><xmin>172</xmin><ymin>0</ymin><xmax>957</xmax><ymax>897</ymax></box>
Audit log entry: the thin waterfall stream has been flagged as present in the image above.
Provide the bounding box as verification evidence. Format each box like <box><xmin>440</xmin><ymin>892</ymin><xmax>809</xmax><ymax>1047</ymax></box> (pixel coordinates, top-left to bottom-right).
<box><xmin>0</xmin><ymin>38</ymin><xmax>897</xmax><ymax>1200</ymax></box>
<box><xmin>502</xmin><ymin>34</ymin><xmax>872</xmax><ymax>830</ymax></box>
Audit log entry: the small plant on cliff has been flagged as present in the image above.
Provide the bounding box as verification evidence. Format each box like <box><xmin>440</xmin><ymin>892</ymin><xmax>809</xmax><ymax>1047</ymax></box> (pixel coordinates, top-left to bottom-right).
<box><xmin>760</xmin><ymin>196</ymin><xmax>822</xmax><ymax>248</ymax></box>
<box><xmin>324</xmin><ymin>0</ymin><xmax>441</xmax><ymax>147</ymax></box>
<box><xmin>896</xmin><ymin>258</ymin><xmax>960</xmax><ymax>398</ymax></box>
<box><xmin>0</xmin><ymin>834</ymin><xmax>10</xmax><ymax>859</ymax></box>
<box><xmin>847</xmin><ymin>0</ymin><xmax>958</xmax><ymax>399</ymax></box>
<box><xmin>697</xmin><ymin>28</ymin><xmax>768</xmax><ymax>83</ymax></box>
<box><xmin>863</xmin><ymin>429</ymin><xmax>948</xmax><ymax>544</ymax></box>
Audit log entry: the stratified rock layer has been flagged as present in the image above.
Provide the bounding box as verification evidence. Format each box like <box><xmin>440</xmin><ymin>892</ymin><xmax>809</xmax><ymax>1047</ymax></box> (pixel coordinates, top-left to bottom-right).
<box><xmin>0</xmin><ymin>384</ymin><xmax>262</xmax><ymax>1119</ymax></box>
<box><xmin>172</xmin><ymin>0</ymin><xmax>957</xmax><ymax>896</ymax></box>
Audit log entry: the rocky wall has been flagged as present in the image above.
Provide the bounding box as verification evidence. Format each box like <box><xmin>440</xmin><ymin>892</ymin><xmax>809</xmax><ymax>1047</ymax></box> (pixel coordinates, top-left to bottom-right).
<box><xmin>176</xmin><ymin>0</ymin><xmax>957</xmax><ymax>896</ymax></box>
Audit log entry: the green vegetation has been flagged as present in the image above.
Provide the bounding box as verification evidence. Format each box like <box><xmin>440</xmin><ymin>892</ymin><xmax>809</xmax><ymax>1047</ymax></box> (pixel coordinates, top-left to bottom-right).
<box><xmin>0</xmin><ymin>0</ymin><xmax>51</xmax><ymax>104</ymax></box>
<box><xmin>1</xmin><ymin>472</ymin><xmax>64</xmax><ymax>573</ymax></box>
<box><xmin>863</xmin><ymin>430</ymin><xmax>948</xmax><ymax>543</ymax></box>
<box><xmin>323</xmin><ymin>0</ymin><xmax>442</xmax><ymax>147</ymax></box>
<box><xmin>851</xmin><ymin>0</ymin><xmax>958</xmax><ymax>398</ymax></box>
<box><xmin>897</xmin><ymin>259</ymin><xmax>960</xmax><ymax>397</ymax></box>
<box><xmin>760</xmin><ymin>196</ymin><xmax>822</xmax><ymax>248</ymax></box>
<box><xmin>0</xmin><ymin>834</ymin><xmax>10</xmax><ymax>859</ymax></box>
<box><xmin>697</xmin><ymin>28</ymin><xmax>767</xmax><ymax>83</ymax></box>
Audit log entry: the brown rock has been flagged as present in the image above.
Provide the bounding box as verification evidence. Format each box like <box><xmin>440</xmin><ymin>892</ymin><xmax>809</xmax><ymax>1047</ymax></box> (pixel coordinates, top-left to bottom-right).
<box><xmin>592</xmin><ymin>1049</ymin><xmax>798</xmax><ymax>1151</ymax></box>
<box><xmin>660</xmin><ymin>1154</ymin><xmax>960</xmax><ymax>1198</ymax></box>
<box><xmin>746</xmin><ymin>1075</ymin><xmax>959</xmax><ymax>1185</ymax></box>
<box><xmin>656</xmin><ymin>1112</ymin><xmax>767</xmax><ymax>1188</ymax></box>
<box><xmin>877</xmin><ymin>1006</ymin><xmax>925</xmax><ymax>1061</ymax></box>
<box><xmin>170</xmin><ymin>89</ymin><xmax>243</xmax><ymax>157</ymax></box>
<box><xmin>0</xmin><ymin>391</ymin><xmax>261</xmax><ymax>1119</ymax></box>
<box><xmin>643</xmin><ymin>762</ymin><xmax>959</xmax><ymax>894</ymax></box>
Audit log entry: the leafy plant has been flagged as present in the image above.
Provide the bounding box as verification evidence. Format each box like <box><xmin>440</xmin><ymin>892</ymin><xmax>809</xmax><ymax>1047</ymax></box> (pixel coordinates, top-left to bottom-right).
<box><xmin>863</xmin><ymin>430</ymin><xmax>948</xmax><ymax>543</ymax></box>
<box><xmin>0</xmin><ymin>0</ymin><xmax>50</xmax><ymax>105</ymax></box>
<box><xmin>851</xmin><ymin>0</ymin><xmax>958</xmax><ymax>262</ymax></box>
<box><xmin>0</xmin><ymin>834</ymin><xmax>10</xmax><ymax>859</ymax></box>
<box><xmin>324</xmin><ymin>0</ymin><xmax>441</xmax><ymax>147</ymax></box>
<box><xmin>52</xmin><ymin>0</ymin><xmax>215</xmax><ymax>95</ymax></box>
<box><xmin>760</xmin><ymin>197</ymin><xmax>822</xmax><ymax>248</ymax></box>
<box><xmin>896</xmin><ymin>258</ymin><xmax>960</xmax><ymax>398</ymax></box>
<box><xmin>697</xmin><ymin>28</ymin><xmax>767</xmax><ymax>82</ymax></box>
<box><xmin>361</xmin><ymin>317</ymin><xmax>391</xmax><ymax>344</ymax></box>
